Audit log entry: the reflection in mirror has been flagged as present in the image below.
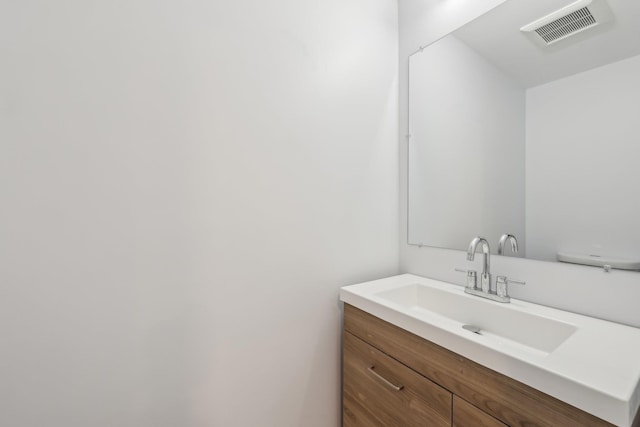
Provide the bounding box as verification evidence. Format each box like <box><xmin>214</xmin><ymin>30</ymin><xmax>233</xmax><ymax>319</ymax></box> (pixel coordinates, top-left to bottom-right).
<box><xmin>408</xmin><ymin>0</ymin><xmax>640</xmax><ymax>269</ymax></box>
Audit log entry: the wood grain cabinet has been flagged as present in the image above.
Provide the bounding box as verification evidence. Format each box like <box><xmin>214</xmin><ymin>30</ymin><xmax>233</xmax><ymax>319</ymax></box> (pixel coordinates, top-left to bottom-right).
<box><xmin>343</xmin><ymin>304</ymin><xmax>637</xmax><ymax>427</ymax></box>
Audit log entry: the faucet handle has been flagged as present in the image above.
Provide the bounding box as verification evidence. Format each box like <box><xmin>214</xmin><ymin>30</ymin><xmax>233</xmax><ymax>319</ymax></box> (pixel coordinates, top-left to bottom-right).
<box><xmin>455</xmin><ymin>268</ymin><xmax>478</xmax><ymax>290</ymax></box>
<box><xmin>496</xmin><ymin>275</ymin><xmax>526</xmax><ymax>298</ymax></box>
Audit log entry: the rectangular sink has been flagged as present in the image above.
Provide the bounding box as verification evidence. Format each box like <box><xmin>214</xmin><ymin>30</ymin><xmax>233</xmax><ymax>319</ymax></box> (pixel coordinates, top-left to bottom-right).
<box><xmin>376</xmin><ymin>283</ymin><xmax>576</xmax><ymax>354</ymax></box>
<box><xmin>340</xmin><ymin>274</ymin><xmax>640</xmax><ymax>427</ymax></box>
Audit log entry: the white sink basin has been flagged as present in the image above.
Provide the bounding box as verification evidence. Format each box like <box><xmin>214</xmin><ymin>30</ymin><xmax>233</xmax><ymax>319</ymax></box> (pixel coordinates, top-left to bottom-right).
<box><xmin>341</xmin><ymin>274</ymin><xmax>640</xmax><ymax>427</ymax></box>
<box><xmin>376</xmin><ymin>283</ymin><xmax>576</xmax><ymax>355</ymax></box>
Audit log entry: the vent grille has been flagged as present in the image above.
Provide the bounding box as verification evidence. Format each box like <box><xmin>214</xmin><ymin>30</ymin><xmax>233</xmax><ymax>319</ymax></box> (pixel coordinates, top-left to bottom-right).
<box><xmin>534</xmin><ymin>7</ymin><xmax>598</xmax><ymax>44</ymax></box>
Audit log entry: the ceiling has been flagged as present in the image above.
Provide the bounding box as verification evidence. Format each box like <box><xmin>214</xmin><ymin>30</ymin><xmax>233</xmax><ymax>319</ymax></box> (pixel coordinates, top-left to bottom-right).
<box><xmin>453</xmin><ymin>0</ymin><xmax>640</xmax><ymax>88</ymax></box>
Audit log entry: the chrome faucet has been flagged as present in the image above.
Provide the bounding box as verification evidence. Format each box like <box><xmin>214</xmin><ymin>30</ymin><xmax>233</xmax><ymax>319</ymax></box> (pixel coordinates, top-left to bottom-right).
<box><xmin>457</xmin><ymin>235</ymin><xmax>526</xmax><ymax>303</ymax></box>
<box><xmin>498</xmin><ymin>234</ymin><xmax>518</xmax><ymax>256</ymax></box>
<box><xmin>467</xmin><ymin>237</ymin><xmax>491</xmax><ymax>293</ymax></box>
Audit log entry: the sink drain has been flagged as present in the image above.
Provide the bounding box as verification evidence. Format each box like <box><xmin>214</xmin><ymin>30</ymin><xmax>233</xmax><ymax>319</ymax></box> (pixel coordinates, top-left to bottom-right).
<box><xmin>462</xmin><ymin>324</ymin><xmax>482</xmax><ymax>335</ymax></box>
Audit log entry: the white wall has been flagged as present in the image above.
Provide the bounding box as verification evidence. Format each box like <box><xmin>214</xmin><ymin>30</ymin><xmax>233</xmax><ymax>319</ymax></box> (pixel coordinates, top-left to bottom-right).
<box><xmin>399</xmin><ymin>0</ymin><xmax>640</xmax><ymax>328</ymax></box>
<box><xmin>0</xmin><ymin>1</ymin><xmax>399</xmax><ymax>426</ymax></box>
<box><xmin>526</xmin><ymin>54</ymin><xmax>640</xmax><ymax>262</ymax></box>
<box><xmin>408</xmin><ymin>35</ymin><xmax>525</xmax><ymax>252</ymax></box>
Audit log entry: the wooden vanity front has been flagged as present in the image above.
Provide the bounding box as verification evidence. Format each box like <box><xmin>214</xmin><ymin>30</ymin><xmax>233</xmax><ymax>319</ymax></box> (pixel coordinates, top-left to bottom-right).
<box><xmin>343</xmin><ymin>304</ymin><xmax>640</xmax><ymax>427</ymax></box>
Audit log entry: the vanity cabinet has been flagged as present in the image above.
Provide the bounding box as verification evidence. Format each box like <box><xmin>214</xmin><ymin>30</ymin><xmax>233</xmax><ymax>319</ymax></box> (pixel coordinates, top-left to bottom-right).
<box><xmin>343</xmin><ymin>304</ymin><xmax>632</xmax><ymax>427</ymax></box>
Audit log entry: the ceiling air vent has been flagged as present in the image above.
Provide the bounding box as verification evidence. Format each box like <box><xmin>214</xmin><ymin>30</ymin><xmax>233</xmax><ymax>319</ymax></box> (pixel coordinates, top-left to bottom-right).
<box><xmin>534</xmin><ymin>7</ymin><xmax>596</xmax><ymax>44</ymax></box>
<box><xmin>521</xmin><ymin>0</ymin><xmax>613</xmax><ymax>47</ymax></box>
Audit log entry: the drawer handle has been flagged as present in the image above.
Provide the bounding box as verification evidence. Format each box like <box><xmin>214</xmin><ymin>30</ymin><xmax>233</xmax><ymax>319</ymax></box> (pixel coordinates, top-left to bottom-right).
<box><xmin>367</xmin><ymin>366</ymin><xmax>404</xmax><ymax>391</ymax></box>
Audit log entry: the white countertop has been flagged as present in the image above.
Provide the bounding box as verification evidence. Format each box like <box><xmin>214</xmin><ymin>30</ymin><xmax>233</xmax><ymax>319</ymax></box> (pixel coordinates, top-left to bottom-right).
<box><xmin>340</xmin><ymin>274</ymin><xmax>640</xmax><ymax>427</ymax></box>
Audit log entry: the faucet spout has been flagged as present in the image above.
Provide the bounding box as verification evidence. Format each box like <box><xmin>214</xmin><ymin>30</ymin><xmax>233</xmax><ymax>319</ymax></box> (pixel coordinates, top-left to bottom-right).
<box><xmin>498</xmin><ymin>234</ymin><xmax>519</xmax><ymax>255</ymax></box>
<box><xmin>467</xmin><ymin>237</ymin><xmax>491</xmax><ymax>293</ymax></box>
<box><xmin>467</xmin><ymin>237</ymin><xmax>490</xmax><ymax>274</ymax></box>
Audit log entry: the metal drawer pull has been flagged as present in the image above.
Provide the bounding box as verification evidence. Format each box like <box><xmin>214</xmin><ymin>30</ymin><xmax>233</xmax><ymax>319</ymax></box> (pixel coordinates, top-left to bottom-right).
<box><xmin>368</xmin><ymin>366</ymin><xmax>404</xmax><ymax>391</ymax></box>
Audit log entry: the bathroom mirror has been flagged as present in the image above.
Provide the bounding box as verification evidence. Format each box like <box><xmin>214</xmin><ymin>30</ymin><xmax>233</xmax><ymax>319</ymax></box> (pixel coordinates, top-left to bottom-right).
<box><xmin>408</xmin><ymin>0</ymin><xmax>640</xmax><ymax>267</ymax></box>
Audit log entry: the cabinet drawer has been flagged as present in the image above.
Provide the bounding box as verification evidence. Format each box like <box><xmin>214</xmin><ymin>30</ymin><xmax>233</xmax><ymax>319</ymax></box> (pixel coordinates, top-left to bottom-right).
<box><xmin>343</xmin><ymin>331</ymin><xmax>451</xmax><ymax>427</ymax></box>
<box><xmin>454</xmin><ymin>396</ymin><xmax>507</xmax><ymax>427</ymax></box>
